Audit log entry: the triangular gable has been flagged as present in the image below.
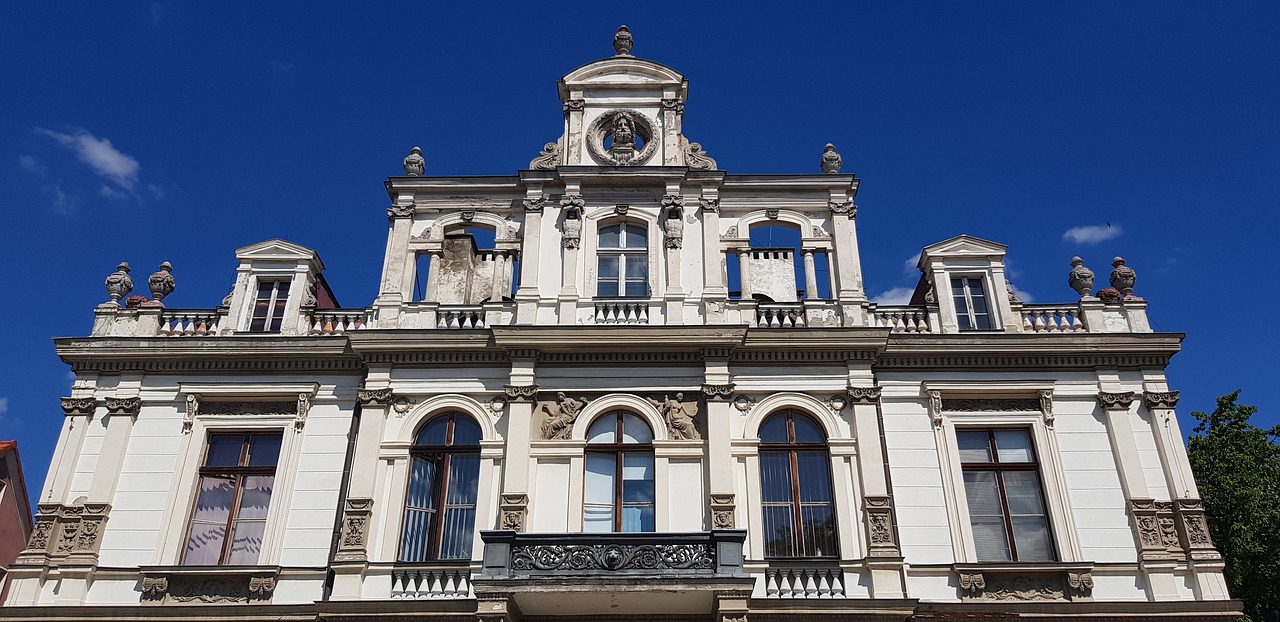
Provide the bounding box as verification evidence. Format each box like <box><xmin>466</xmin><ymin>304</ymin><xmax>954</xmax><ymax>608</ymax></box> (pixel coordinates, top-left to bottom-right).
<box><xmin>918</xmin><ymin>234</ymin><xmax>1007</xmax><ymax>268</ymax></box>
<box><xmin>235</xmin><ymin>238</ymin><xmax>324</xmax><ymax>271</ymax></box>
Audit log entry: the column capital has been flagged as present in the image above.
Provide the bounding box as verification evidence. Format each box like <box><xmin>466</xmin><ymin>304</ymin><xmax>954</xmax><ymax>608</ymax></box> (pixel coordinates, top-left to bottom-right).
<box><xmin>104</xmin><ymin>397</ymin><xmax>141</xmax><ymax>417</ymax></box>
<box><xmin>504</xmin><ymin>384</ymin><xmax>539</xmax><ymax>402</ymax></box>
<box><xmin>701</xmin><ymin>383</ymin><xmax>736</xmax><ymax>402</ymax></box>
<box><xmin>61</xmin><ymin>397</ymin><xmax>97</xmax><ymax>417</ymax></box>
<box><xmin>848</xmin><ymin>385</ymin><xmax>882</xmax><ymax>404</ymax></box>
<box><xmin>1097</xmin><ymin>391</ymin><xmax>1137</xmax><ymax>410</ymax></box>
<box><xmin>356</xmin><ymin>388</ymin><xmax>395</xmax><ymax>406</ymax></box>
<box><xmin>1143</xmin><ymin>390</ymin><xmax>1180</xmax><ymax>409</ymax></box>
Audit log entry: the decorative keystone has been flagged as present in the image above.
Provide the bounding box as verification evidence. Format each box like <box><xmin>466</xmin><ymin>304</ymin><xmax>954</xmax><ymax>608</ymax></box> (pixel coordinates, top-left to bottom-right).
<box><xmin>403</xmin><ymin>146</ymin><xmax>425</xmax><ymax>176</ymax></box>
<box><xmin>104</xmin><ymin>262</ymin><xmax>133</xmax><ymax>303</ymax></box>
<box><xmin>820</xmin><ymin>143</ymin><xmax>842</xmax><ymax>174</ymax></box>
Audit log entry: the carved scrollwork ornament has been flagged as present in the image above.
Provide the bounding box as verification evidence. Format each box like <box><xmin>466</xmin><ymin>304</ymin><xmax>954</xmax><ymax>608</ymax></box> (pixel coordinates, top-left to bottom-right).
<box><xmin>529</xmin><ymin>142</ymin><xmax>560</xmax><ymax>170</ymax></box>
<box><xmin>701</xmin><ymin>383</ymin><xmax>736</xmax><ymax>402</ymax></box>
<box><xmin>828</xmin><ymin>200</ymin><xmax>856</xmax><ymax>217</ymax></box>
<box><xmin>522</xmin><ymin>197</ymin><xmax>546</xmax><ymax>212</ymax></box>
<box><xmin>1143</xmin><ymin>390</ymin><xmax>1180</xmax><ymax>409</ymax></box>
<box><xmin>504</xmin><ymin>384</ymin><xmax>539</xmax><ymax>402</ymax></box>
<box><xmin>698</xmin><ymin>197</ymin><xmax>720</xmax><ymax>213</ymax></box>
<box><xmin>105</xmin><ymin>396</ymin><xmax>141</xmax><ymax>417</ymax></box>
<box><xmin>847</xmin><ymin>385</ymin><xmax>882</xmax><ymax>404</ymax></box>
<box><xmin>1096</xmin><ymin>391</ymin><xmax>1137</xmax><ymax>410</ymax></box>
<box><xmin>683</xmin><ymin>143</ymin><xmax>717</xmax><ymax>170</ymax></box>
<box><xmin>357</xmin><ymin>388</ymin><xmax>395</xmax><ymax>406</ymax></box>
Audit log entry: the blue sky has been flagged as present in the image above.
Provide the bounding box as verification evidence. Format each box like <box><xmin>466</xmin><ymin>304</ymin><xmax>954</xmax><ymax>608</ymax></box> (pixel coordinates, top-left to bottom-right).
<box><xmin>2</xmin><ymin>3</ymin><xmax>1278</xmax><ymax>497</ymax></box>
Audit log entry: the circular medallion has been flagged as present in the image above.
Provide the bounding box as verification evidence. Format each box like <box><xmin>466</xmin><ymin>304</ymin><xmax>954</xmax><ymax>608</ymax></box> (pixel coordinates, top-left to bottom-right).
<box><xmin>587</xmin><ymin>109</ymin><xmax>659</xmax><ymax>166</ymax></box>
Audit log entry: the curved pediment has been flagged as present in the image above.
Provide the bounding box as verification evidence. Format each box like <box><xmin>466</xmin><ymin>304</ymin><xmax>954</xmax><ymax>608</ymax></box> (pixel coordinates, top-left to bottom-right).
<box><xmin>560</xmin><ymin>57</ymin><xmax>686</xmax><ymax>92</ymax></box>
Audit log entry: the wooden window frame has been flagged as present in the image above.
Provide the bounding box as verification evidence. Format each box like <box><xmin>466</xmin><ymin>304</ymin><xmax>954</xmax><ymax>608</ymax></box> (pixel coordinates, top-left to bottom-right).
<box><xmin>951</xmin><ymin>276</ymin><xmax>994</xmax><ymax>331</ymax></box>
<box><xmin>759</xmin><ymin>410</ymin><xmax>839</xmax><ymax>559</ymax></box>
<box><xmin>248</xmin><ymin>279</ymin><xmax>291</xmax><ymax>333</ymax></box>
<box><xmin>958</xmin><ymin>427</ymin><xmax>1058</xmax><ymax>562</ymax></box>
<box><xmin>584</xmin><ymin>411</ymin><xmax>655</xmax><ymax>533</ymax></box>
<box><xmin>181</xmin><ymin>431</ymin><xmax>282</xmax><ymax>566</ymax></box>
<box><xmin>399</xmin><ymin>413</ymin><xmax>482</xmax><ymax>562</ymax></box>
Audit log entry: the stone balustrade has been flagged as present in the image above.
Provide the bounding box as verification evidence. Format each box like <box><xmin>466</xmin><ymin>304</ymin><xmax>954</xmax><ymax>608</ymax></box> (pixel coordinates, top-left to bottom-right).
<box><xmin>869</xmin><ymin>305</ymin><xmax>934</xmax><ymax>333</ymax></box>
<box><xmin>159</xmin><ymin>309</ymin><xmax>224</xmax><ymax>337</ymax></box>
<box><xmin>757</xmin><ymin>303</ymin><xmax>806</xmax><ymax>328</ymax></box>
<box><xmin>437</xmin><ymin>305</ymin><xmax>486</xmax><ymax>329</ymax></box>
<box><xmin>390</xmin><ymin>566</ymin><xmax>473</xmax><ymax>600</ymax></box>
<box><xmin>761</xmin><ymin>566</ymin><xmax>847</xmax><ymax>599</ymax></box>
<box><xmin>593</xmin><ymin>300</ymin><xmax>650</xmax><ymax>324</ymax></box>
<box><xmin>308</xmin><ymin>309</ymin><xmax>371</xmax><ymax>335</ymax></box>
<box><xmin>1019</xmin><ymin>304</ymin><xmax>1086</xmax><ymax>333</ymax></box>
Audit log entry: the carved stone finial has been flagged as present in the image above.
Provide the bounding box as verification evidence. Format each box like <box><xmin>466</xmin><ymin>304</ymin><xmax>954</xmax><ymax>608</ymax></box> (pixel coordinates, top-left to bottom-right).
<box><xmin>684</xmin><ymin>142</ymin><xmax>717</xmax><ymax>170</ymax></box>
<box><xmin>147</xmin><ymin>262</ymin><xmax>175</xmax><ymax>303</ymax></box>
<box><xmin>613</xmin><ymin>25</ymin><xmax>634</xmax><ymax>56</ymax></box>
<box><xmin>529</xmin><ymin>142</ymin><xmax>560</xmax><ymax>170</ymax></box>
<box><xmin>820</xmin><ymin>143</ymin><xmax>842</xmax><ymax>174</ymax></box>
<box><xmin>403</xmin><ymin>146</ymin><xmax>425</xmax><ymax>177</ymax></box>
<box><xmin>1068</xmin><ymin>256</ymin><xmax>1094</xmax><ymax>298</ymax></box>
<box><xmin>104</xmin><ymin>262</ymin><xmax>133</xmax><ymax>303</ymax></box>
<box><xmin>1110</xmin><ymin>256</ymin><xmax>1136</xmax><ymax>298</ymax></box>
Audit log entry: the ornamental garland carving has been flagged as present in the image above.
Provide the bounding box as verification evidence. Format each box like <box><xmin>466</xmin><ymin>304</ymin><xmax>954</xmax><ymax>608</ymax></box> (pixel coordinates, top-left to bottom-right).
<box><xmin>143</xmin><ymin>573</ymin><xmax>276</xmax><ymax>604</ymax></box>
<box><xmin>983</xmin><ymin>575</ymin><xmax>1066</xmax><ymax>601</ymax></box>
<box><xmin>357</xmin><ymin>388</ymin><xmax>395</xmax><ymax>406</ymax></box>
<box><xmin>864</xmin><ymin>496</ymin><xmax>897</xmax><ymax>549</ymax></box>
<box><xmin>1097</xmin><ymin>391</ymin><xmax>1136</xmax><ymax>410</ymax></box>
<box><xmin>503</xmin><ymin>384</ymin><xmax>539</xmax><ymax>402</ymax></box>
<box><xmin>61</xmin><ymin>397</ymin><xmax>97</xmax><ymax>417</ymax></box>
<box><xmin>710</xmin><ymin>493</ymin><xmax>736</xmax><ymax>529</ymax></box>
<box><xmin>848</xmin><ymin>386</ymin><xmax>882</xmax><ymax>404</ymax></box>
<box><xmin>1143</xmin><ymin>390</ymin><xmax>1181</xmax><ymax>409</ymax></box>
<box><xmin>511</xmin><ymin>543</ymin><xmax>713</xmax><ymax>572</ymax></box>
<box><xmin>701</xmin><ymin>383</ymin><xmax>735</xmax><ymax>401</ymax></box>
<box><xmin>199</xmin><ymin>401</ymin><xmax>297</xmax><ymax>416</ymax></box>
<box><xmin>339</xmin><ymin>498</ymin><xmax>373</xmax><ymax>554</ymax></box>
<box><xmin>941</xmin><ymin>398</ymin><xmax>1041</xmax><ymax>412</ymax></box>
<box><xmin>105</xmin><ymin>397</ymin><xmax>141</xmax><ymax>416</ymax></box>
<box><xmin>500</xmin><ymin>493</ymin><xmax>529</xmax><ymax>532</ymax></box>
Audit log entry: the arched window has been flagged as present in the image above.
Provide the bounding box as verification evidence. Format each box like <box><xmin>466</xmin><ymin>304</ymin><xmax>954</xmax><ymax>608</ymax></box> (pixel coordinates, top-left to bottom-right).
<box><xmin>597</xmin><ymin>222</ymin><xmax>648</xmax><ymax>297</ymax></box>
<box><xmin>758</xmin><ymin>410</ymin><xmax>837</xmax><ymax>557</ymax></box>
<box><xmin>583</xmin><ymin>411</ymin><xmax>655</xmax><ymax>532</ymax></box>
<box><xmin>400</xmin><ymin>413</ymin><xmax>482</xmax><ymax>561</ymax></box>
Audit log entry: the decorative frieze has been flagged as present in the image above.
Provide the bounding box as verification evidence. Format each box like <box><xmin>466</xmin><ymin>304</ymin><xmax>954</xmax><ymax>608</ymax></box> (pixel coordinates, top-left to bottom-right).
<box><xmin>503</xmin><ymin>384</ymin><xmax>539</xmax><ymax>402</ymax></box>
<box><xmin>60</xmin><ymin>397</ymin><xmax>97</xmax><ymax>417</ymax></box>
<box><xmin>511</xmin><ymin>543</ymin><xmax>713</xmax><ymax>572</ymax></box>
<box><xmin>1155</xmin><ymin>501</ymin><xmax>1181</xmax><ymax>551</ymax></box>
<box><xmin>1097</xmin><ymin>391</ymin><xmax>1136</xmax><ymax>410</ymax></box>
<box><xmin>335</xmin><ymin>498</ymin><xmax>373</xmax><ymax>562</ymax></box>
<box><xmin>984</xmin><ymin>575</ymin><xmax>1066</xmax><ymax>601</ymax></box>
<box><xmin>1174</xmin><ymin>497</ymin><xmax>1220</xmax><ymax>561</ymax></box>
<box><xmin>140</xmin><ymin>568</ymin><xmax>278</xmax><ymax>604</ymax></box>
<box><xmin>1144</xmin><ymin>390</ymin><xmax>1181</xmax><ymax>409</ymax></box>
<box><xmin>941</xmin><ymin>398</ymin><xmax>1041</xmax><ymax>412</ymax></box>
<box><xmin>18</xmin><ymin>503</ymin><xmax>62</xmax><ymax>560</ymax></box>
<box><xmin>701</xmin><ymin>383</ymin><xmax>735</xmax><ymax>402</ymax></box>
<box><xmin>500</xmin><ymin>493</ymin><xmax>529</xmax><ymax>532</ymax></box>
<box><xmin>847</xmin><ymin>385</ymin><xmax>882</xmax><ymax>404</ymax></box>
<box><xmin>356</xmin><ymin>388</ymin><xmax>395</xmax><ymax>406</ymax></box>
<box><xmin>710</xmin><ymin>494</ymin><xmax>736</xmax><ymax>529</ymax></box>
<box><xmin>105</xmin><ymin>396</ymin><xmax>141</xmax><ymax>416</ymax></box>
<box><xmin>1128</xmin><ymin>498</ymin><xmax>1173</xmax><ymax>560</ymax></box>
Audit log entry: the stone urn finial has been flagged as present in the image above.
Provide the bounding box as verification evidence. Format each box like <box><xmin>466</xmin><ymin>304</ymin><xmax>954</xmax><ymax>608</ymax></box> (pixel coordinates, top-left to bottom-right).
<box><xmin>1110</xmin><ymin>256</ymin><xmax>1136</xmax><ymax>298</ymax></box>
<box><xmin>403</xmin><ymin>146</ymin><xmax>425</xmax><ymax>176</ymax></box>
<box><xmin>1068</xmin><ymin>256</ymin><xmax>1094</xmax><ymax>298</ymax></box>
<box><xmin>148</xmin><ymin>261</ymin><xmax>175</xmax><ymax>303</ymax></box>
<box><xmin>105</xmin><ymin>262</ymin><xmax>133</xmax><ymax>303</ymax></box>
<box><xmin>613</xmin><ymin>25</ymin><xmax>634</xmax><ymax>56</ymax></box>
<box><xmin>820</xmin><ymin>143</ymin><xmax>842</xmax><ymax>174</ymax></box>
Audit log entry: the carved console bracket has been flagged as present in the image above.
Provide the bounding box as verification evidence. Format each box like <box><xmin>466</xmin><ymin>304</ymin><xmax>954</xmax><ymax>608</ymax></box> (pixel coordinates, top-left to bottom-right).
<box><xmin>1143</xmin><ymin>390</ymin><xmax>1180</xmax><ymax>409</ymax></box>
<box><xmin>503</xmin><ymin>384</ymin><xmax>539</xmax><ymax>403</ymax></box>
<box><xmin>710</xmin><ymin>493</ymin><xmax>736</xmax><ymax>529</ymax></box>
<box><xmin>357</xmin><ymin>388</ymin><xmax>396</xmax><ymax>406</ymax></box>
<box><xmin>334</xmin><ymin>498</ymin><xmax>373</xmax><ymax>563</ymax></box>
<box><xmin>1174</xmin><ymin>497</ymin><xmax>1220</xmax><ymax>561</ymax></box>
<box><xmin>18</xmin><ymin>502</ymin><xmax>111</xmax><ymax>565</ymax></box>
<box><xmin>60</xmin><ymin>397</ymin><xmax>98</xmax><ymax>417</ymax></box>
<box><xmin>139</xmin><ymin>566</ymin><xmax>280</xmax><ymax>604</ymax></box>
<box><xmin>1129</xmin><ymin>498</ymin><xmax>1175</xmax><ymax>560</ymax></box>
<box><xmin>1097</xmin><ymin>391</ymin><xmax>1137</xmax><ymax>411</ymax></box>
<box><xmin>701</xmin><ymin>383</ymin><xmax>736</xmax><ymax>402</ymax></box>
<box><xmin>954</xmin><ymin>563</ymin><xmax>1094</xmax><ymax>602</ymax></box>
<box><xmin>847</xmin><ymin>385</ymin><xmax>882</xmax><ymax>404</ymax></box>
<box><xmin>500</xmin><ymin>493</ymin><xmax>529</xmax><ymax>532</ymax></box>
<box><xmin>105</xmin><ymin>397</ymin><xmax>142</xmax><ymax>417</ymax></box>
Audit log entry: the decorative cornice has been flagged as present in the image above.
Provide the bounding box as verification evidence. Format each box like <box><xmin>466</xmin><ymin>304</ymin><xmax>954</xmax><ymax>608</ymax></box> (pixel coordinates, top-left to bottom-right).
<box><xmin>877</xmin><ymin>353</ymin><xmax>1174</xmax><ymax>369</ymax></box>
<box><xmin>848</xmin><ymin>386</ymin><xmax>882</xmax><ymax>404</ymax></box>
<box><xmin>61</xmin><ymin>397</ymin><xmax>97</xmax><ymax>417</ymax></box>
<box><xmin>1097</xmin><ymin>391</ymin><xmax>1137</xmax><ymax>410</ymax></box>
<box><xmin>1143</xmin><ymin>390</ymin><xmax>1180</xmax><ymax>409</ymax></box>
<box><xmin>105</xmin><ymin>396</ymin><xmax>141</xmax><ymax>416</ymax></box>
<box><xmin>356</xmin><ymin>388</ymin><xmax>395</xmax><ymax>406</ymax></box>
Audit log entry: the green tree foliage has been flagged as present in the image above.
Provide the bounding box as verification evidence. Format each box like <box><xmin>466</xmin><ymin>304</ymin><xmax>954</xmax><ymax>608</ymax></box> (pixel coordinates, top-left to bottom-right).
<box><xmin>1187</xmin><ymin>391</ymin><xmax>1280</xmax><ymax>622</ymax></box>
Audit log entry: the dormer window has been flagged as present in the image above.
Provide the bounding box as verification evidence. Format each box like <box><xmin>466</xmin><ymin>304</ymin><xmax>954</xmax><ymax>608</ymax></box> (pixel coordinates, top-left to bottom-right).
<box><xmin>249</xmin><ymin>280</ymin><xmax>291</xmax><ymax>333</ymax></box>
<box><xmin>952</xmin><ymin>277</ymin><xmax>993</xmax><ymax>331</ymax></box>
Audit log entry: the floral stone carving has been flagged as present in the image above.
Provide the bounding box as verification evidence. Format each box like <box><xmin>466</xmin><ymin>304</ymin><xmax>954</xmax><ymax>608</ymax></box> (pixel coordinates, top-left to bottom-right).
<box><xmin>512</xmin><ymin>543</ymin><xmax>713</xmax><ymax>572</ymax></box>
<box><xmin>148</xmin><ymin>262</ymin><xmax>175</xmax><ymax>302</ymax></box>
<box><xmin>529</xmin><ymin>142</ymin><xmax>560</xmax><ymax>170</ymax></box>
<box><xmin>105</xmin><ymin>262</ymin><xmax>133</xmax><ymax>303</ymax></box>
<box><xmin>1068</xmin><ymin>256</ymin><xmax>1094</xmax><ymax>297</ymax></box>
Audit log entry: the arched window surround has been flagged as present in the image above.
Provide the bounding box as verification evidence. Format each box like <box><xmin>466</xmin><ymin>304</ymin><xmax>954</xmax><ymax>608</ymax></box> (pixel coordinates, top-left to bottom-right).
<box><xmin>580</xmin><ymin>210</ymin><xmax>662</xmax><ymax>304</ymax></box>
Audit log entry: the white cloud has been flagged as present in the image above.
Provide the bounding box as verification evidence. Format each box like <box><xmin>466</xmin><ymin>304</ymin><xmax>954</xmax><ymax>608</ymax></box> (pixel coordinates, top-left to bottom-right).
<box><xmin>99</xmin><ymin>184</ymin><xmax>128</xmax><ymax>199</ymax></box>
<box><xmin>871</xmin><ymin>287</ymin><xmax>915</xmax><ymax>305</ymax></box>
<box><xmin>37</xmin><ymin>128</ymin><xmax>141</xmax><ymax>190</ymax></box>
<box><xmin>17</xmin><ymin>154</ymin><xmax>46</xmax><ymax>174</ymax></box>
<box><xmin>1062</xmin><ymin>224</ymin><xmax>1121</xmax><ymax>244</ymax></box>
<box><xmin>1009</xmin><ymin>283</ymin><xmax>1035</xmax><ymax>303</ymax></box>
<box><xmin>0</xmin><ymin>397</ymin><xmax>8</xmax><ymax>421</ymax></box>
<box><xmin>47</xmin><ymin>183</ymin><xmax>78</xmax><ymax>214</ymax></box>
<box><xmin>903</xmin><ymin>252</ymin><xmax>921</xmax><ymax>274</ymax></box>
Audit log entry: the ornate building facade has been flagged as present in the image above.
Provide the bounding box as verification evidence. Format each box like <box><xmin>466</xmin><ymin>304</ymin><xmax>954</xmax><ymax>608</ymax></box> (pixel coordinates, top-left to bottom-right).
<box><xmin>2</xmin><ymin>27</ymin><xmax>1240</xmax><ymax>622</ymax></box>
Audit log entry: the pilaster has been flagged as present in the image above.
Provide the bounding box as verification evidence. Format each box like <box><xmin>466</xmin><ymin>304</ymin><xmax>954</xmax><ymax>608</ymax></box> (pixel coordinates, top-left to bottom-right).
<box><xmin>499</xmin><ymin>350</ymin><xmax>538</xmax><ymax>527</ymax></box>
<box><xmin>515</xmin><ymin>192</ymin><xmax>547</xmax><ymax>324</ymax></box>
<box><xmin>699</xmin><ymin>194</ymin><xmax>726</xmax><ymax>323</ymax></box>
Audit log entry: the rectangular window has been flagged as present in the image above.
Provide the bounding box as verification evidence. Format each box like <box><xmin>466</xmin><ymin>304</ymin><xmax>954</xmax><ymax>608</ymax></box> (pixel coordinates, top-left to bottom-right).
<box><xmin>248</xmin><ymin>280</ymin><xmax>290</xmax><ymax>332</ymax></box>
<box><xmin>957</xmin><ymin>428</ymin><xmax>1056</xmax><ymax>562</ymax></box>
<box><xmin>183</xmin><ymin>432</ymin><xmax>283</xmax><ymax>565</ymax></box>
<box><xmin>951</xmin><ymin>277</ymin><xmax>993</xmax><ymax>330</ymax></box>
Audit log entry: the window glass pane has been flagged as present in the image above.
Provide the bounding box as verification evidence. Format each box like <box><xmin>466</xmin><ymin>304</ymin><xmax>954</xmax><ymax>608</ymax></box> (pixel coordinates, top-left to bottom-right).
<box><xmin>759</xmin><ymin>452</ymin><xmax>794</xmax><ymax>503</ymax></box>
<box><xmin>795</xmin><ymin>452</ymin><xmax>833</xmax><ymax>503</ymax></box>
<box><xmin>227</xmin><ymin>518</ymin><xmax>265</xmax><ymax>564</ymax></box>
<box><xmin>438</xmin><ymin>507</ymin><xmax>476</xmax><ymax>559</ymax></box>
<box><xmin>621</xmin><ymin>505</ymin><xmax>654</xmax><ymax>533</ymax></box>
<box><xmin>399</xmin><ymin>507</ymin><xmax>432</xmax><ymax>562</ymax></box>
<box><xmin>584</xmin><ymin>453</ymin><xmax>615</xmax><ymax>506</ymax></box>
<box><xmin>446</xmin><ymin>455</ymin><xmax>481</xmax><ymax>505</ymax></box>
<box><xmin>1011</xmin><ymin>515</ymin><xmax>1056</xmax><ymax>561</ymax></box>
<box><xmin>184</xmin><ymin>523</ymin><xmax>227</xmax><ymax>565</ymax></box>
<box><xmin>973</xmin><ymin>312</ymin><xmax>993</xmax><ymax>330</ymax></box>
<box><xmin>451</xmin><ymin>417</ymin><xmax>482</xmax><ymax>446</ymax></box>
<box><xmin>598</xmin><ymin>224</ymin><xmax>621</xmax><ymax>248</ymax></box>
<box><xmin>762</xmin><ymin>506</ymin><xmax>796</xmax><ymax>557</ymax></box>
<box><xmin>964</xmin><ymin>471</ymin><xmax>1012</xmax><ymax>562</ymax></box>
<box><xmin>791</xmin><ymin>414</ymin><xmax>825</xmax><ymax>443</ymax></box>
<box><xmin>621</xmin><ymin>413</ymin><xmax>652</xmax><ymax>444</ymax></box>
<box><xmin>971</xmin><ymin>516</ymin><xmax>1013</xmax><ymax>562</ymax></box>
<box><xmin>405</xmin><ymin>456</ymin><xmax>439</xmax><ymax>511</ymax></box>
<box><xmin>623</xmin><ymin>223</ymin><xmax>646</xmax><ymax>248</ymax></box>
<box><xmin>191</xmin><ymin>476</ymin><xmax>236</xmax><ymax>522</ymax></box>
<box><xmin>621</xmin><ymin>453</ymin><xmax>654</xmax><ymax>500</ymax></box>
<box><xmin>586</xmin><ymin>416</ymin><xmax>616</xmax><ymax>444</ymax></box>
<box><xmin>247</xmin><ymin>434</ymin><xmax>282</xmax><ymax>467</ymax></box>
<box><xmin>799</xmin><ymin>504</ymin><xmax>836</xmax><ymax>557</ymax></box>
<box><xmin>623</xmin><ymin>279</ymin><xmax>647</xmax><ymax>297</ymax></box>
<box><xmin>236</xmin><ymin>475</ymin><xmax>274</xmax><ymax>520</ymax></box>
<box><xmin>1001</xmin><ymin>471</ymin><xmax>1047</xmax><ymax>515</ymax></box>
<box><xmin>957</xmin><ymin>430</ymin><xmax>993</xmax><ymax>463</ymax></box>
<box><xmin>598</xmin><ymin>255</ymin><xmax>620</xmax><ymax>278</ymax></box>
<box><xmin>951</xmin><ymin>278</ymin><xmax>965</xmax><ymax>296</ymax></box>
<box><xmin>994</xmin><ymin>430</ymin><xmax>1034</xmax><ymax>462</ymax></box>
<box><xmin>205</xmin><ymin>435</ymin><xmax>244</xmax><ymax>467</ymax></box>
<box><xmin>759</xmin><ymin>415</ymin><xmax>788</xmax><ymax>443</ymax></box>
<box><xmin>416</xmin><ymin>417</ymin><xmax>449</xmax><ymax>446</ymax></box>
